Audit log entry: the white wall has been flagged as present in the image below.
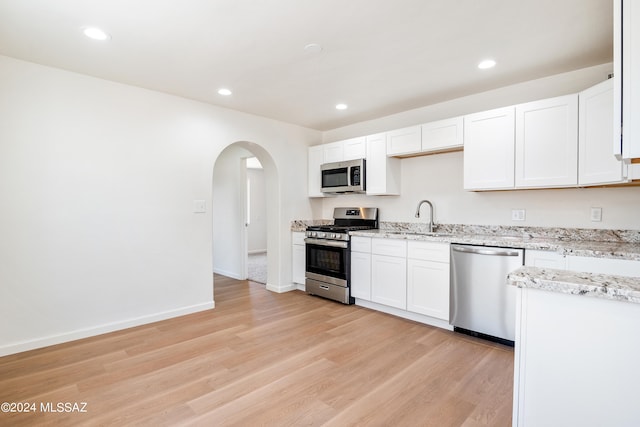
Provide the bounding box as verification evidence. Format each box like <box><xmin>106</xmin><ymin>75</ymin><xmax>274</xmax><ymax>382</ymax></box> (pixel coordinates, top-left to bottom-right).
<box><xmin>0</xmin><ymin>55</ymin><xmax>320</xmax><ymax>356</ymax></box>
<box><xmin>319</xmin><ymin>64</ymin><xmax>640</xmax><ymax>230</ymax></box>
<box><xmin>247</xmin><ymin>167</ymin><xmax>267</xmax><ymax>253</ymax></box>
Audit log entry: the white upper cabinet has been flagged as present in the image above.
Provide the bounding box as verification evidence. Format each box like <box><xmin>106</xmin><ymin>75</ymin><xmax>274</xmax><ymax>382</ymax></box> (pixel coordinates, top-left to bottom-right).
<box><xmin>515</xmin><ymin>94</ymin><xmax>578</xmax><ymax>188</ymax></box>
<box><xmin>365</xmin><ymin>133</ymin><xmax>400</xmax><ymax>195</ymax></box>
<box><xmin>323</xmin><ymin>141</ymin><xmax>344</xmax><ymax>163</ymax></box>
<box><xmin>386</xmin><ymin>125</ymin><xmax>422</xmax><ymax>156</ymax></box>
<box><xmin>308</xmin><ymin>145</ymin><xmax>324</xmax><ymax>197</ymax></box>
<box><xmin>342</xmin><ymin>136</ymin><xmax>367</xmax><ymax>160</ymax></box>
<box><xmin>463</xmin><ymin>106</ymin><xmax>515</xmax><ymax>190</ymax></box>
<box><xmin>421</xmin><ymin>116</ymin><xmax>464</xmax><ymax>153</ymax></box>
<box><xmin>579</xmin><ymin>79</ymin><xmax>626</xmax><ymax>186</ymax></box>
<box><xmin>615</xmin><ymin>0</ymin><xmax>640</xmax><ymax>160</ymax></box>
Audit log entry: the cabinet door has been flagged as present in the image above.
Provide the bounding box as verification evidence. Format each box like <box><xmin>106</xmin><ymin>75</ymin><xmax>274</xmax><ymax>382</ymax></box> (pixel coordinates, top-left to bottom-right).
<box><xmin>323</xmin><ymin>141</ymin><xmax>344</xmax><ymax>163</ymax></box>
<box><xmin>407</xmin><ymin>259</ymin><xmax>450</xmax><ymax>320</ymax></box>
<box><xmin>292</xmin><ymin>243</ymin><xmax>306</xmax><ymax>285</ymax></box>
<box><xmin>615</xmin><ymin>0</ymin><xmax>640</xmax><ymax>160</ymax></box>
<box><xmin>351</xmin><ymin>251</ymin><xmax>372</xmax><ymax>300</ymax></box>
<box><xmin>371</xmin><ymin>254</ymin><xmax>407</xmax><ymax>309</ymax></box>
<box><xmin>386</xmin><ymin>126</ymin><xmax>421</xmax><ymax>156</ymax></box>
<box><xmin>579</xmin><ymin>79</ymin><xmax>624</xmax><ymax>186</ymax></box>
<box><xmin>366</xmin><ymin>133</ymin><xmax>400</xmax><ymax>195</ymax></box>
<box><xmin>515</xmin><ymin>94</ymin><xmax>578</xmax><ymax>188</ymax></box>
<box><xmin>308</xmin><ymin>146</ymin><xmax>324</xmax><ymax>197</ymax></box>
<box><xmin>343</xmin><ymin>136</ymin><xmax>366</xmax><ymax>160</ymax></box>
<box><xmin>421</xmin><ymin>116</ymin><xmax>464</xmax><ymax>153</ymax></box>
<box><xmin>463</xmin><ymin>107</ymin><xmax>515</xmax><ymax>190</ymax></box>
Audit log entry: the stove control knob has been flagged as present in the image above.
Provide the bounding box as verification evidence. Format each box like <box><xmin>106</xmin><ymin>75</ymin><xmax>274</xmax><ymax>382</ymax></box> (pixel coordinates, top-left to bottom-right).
<box><xmin>331</xmin><ymin>233</ymin><xmax>337</xmax><ymax>239</ymax></box>
<box><xmin>318</xmin><ymin>232</ymin><xmax>326</xmax><ymax>238</ymax></box>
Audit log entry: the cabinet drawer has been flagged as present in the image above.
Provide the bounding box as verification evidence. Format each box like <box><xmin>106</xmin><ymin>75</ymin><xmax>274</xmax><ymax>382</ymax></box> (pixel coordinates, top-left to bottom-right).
<box><xmin>407</xmin><ymin>241</ymin><xmax>449</xmax><ymax>263</ymax></box>
<box><xmin>351</xmin><ymin>236</ymin><xmax>372</xmax><ymax>253</ymax></box>
<box><xmin>372</xmin><ymin>238</ymin><xmax>407</xmax><ymax>257</ymax></box>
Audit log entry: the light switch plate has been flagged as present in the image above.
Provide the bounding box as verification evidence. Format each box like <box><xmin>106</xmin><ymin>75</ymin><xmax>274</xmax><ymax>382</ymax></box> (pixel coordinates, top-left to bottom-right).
<box><xmin>193</xmin><ymin>200</ymin><xmax>206</xmax><ymax>213</ymax></box>
<box><xmin>590</xmin><ymin>207</ymin><xmax>602</xmax><ymax>222</ymax></box>
<box><xmin>511</xmin><ymin>209</ymin><xmax>526</xmax><ymax>221</ymax></box>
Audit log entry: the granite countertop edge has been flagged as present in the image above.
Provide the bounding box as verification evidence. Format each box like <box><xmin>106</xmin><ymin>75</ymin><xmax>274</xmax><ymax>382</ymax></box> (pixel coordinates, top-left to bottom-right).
<box><xmin>507</xmin><ymin>266</ymin><xmax>640</xmax><ymax>305</ymax></box>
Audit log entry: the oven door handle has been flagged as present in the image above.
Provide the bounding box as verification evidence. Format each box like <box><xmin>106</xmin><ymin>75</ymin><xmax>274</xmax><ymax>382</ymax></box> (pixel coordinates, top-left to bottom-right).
<box><xmin>304</xmin><ymin>238</ymin><xmax>349</xmax><ymax>249</ymax></box>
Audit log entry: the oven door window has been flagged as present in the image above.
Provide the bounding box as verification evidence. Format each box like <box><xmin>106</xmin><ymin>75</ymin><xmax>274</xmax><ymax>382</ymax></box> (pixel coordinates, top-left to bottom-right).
<box><xmin>321</xmin><ymin>167</ymin><xmax>348</xmax><ymax>188</ymax></box>
<box><xmin>306</xmin><ymin>243</ymin><xmax>348</xmax><ymax>281</ymax></box>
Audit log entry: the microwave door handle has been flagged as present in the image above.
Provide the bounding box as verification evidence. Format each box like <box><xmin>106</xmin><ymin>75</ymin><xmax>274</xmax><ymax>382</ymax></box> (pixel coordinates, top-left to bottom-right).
<box><xmin>347</xmin><ymin>166</ymin><xmax>352</xmax><ymax>187</ymax></box>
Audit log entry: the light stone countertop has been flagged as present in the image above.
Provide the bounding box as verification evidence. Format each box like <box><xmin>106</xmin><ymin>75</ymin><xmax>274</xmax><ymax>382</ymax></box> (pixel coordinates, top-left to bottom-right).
<box><xmin>508</xmin><ymin>266</ymin><xmax>640</xmax><ymax>304</ymax></box>
<box><xmin>292</xmin><ymin>220</ymin><xmax>640</xmax><ymax>304</ymax></box>
<box><xmin>348</xmin><ymin>229</ymin><xmax>640</xmax><ymax>261</ymax></box>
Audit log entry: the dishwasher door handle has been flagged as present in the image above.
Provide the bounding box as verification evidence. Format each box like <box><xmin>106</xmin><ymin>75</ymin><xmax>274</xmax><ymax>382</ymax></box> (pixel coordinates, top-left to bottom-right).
<box><xmin>451</xmin><ymin>245</ymin><xmax>521</xmax><ymax>257</ymax></box>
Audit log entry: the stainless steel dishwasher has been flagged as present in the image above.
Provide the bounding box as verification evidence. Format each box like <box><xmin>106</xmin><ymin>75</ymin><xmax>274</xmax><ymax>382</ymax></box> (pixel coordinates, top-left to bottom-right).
<box><xmin>450</xmin><ymin>244</ymin><xmax>524</xmax><ymax>345</ymax></box>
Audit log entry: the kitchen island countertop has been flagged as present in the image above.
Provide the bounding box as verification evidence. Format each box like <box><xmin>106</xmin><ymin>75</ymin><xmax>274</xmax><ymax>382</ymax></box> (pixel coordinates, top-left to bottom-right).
<box><xmin>507</xmin><ymin>266</ymin><xmax>640</xmax><ymax>305</ymax></box>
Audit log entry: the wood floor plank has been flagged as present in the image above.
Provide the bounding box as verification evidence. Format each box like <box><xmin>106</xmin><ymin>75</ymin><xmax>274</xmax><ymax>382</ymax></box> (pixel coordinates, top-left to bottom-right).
<box><xmin>0</xmin><ymin>274</ymin><xmax>513</xmax><ymax>426</ymax></box>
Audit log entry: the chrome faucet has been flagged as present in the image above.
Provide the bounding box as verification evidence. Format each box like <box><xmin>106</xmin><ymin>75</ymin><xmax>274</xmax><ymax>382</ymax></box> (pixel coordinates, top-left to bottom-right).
<box><xmin>415</xmin><ymin>200</ymin><xmax>435</xmax><ymax>233</ymax></box>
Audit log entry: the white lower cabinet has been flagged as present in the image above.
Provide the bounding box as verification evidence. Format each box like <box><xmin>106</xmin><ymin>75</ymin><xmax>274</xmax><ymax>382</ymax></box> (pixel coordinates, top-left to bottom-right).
<box><xmin>292</xmin><ymin>232</ymin><xmax>306</xmax><ymax>286</ymax></box>
<box><xmin>351</xmin><ymin>237</ymin><xmax>452</xmax><ymax>328</ymax></box>
<box><xmin>370</xmin><ymin>238</ymin><xmax>407</xmax><ymax>309</ymax></box>
<box><xmin>371</xmin><ymin>254</ymin><xmax>407</xmax><ymax>309</ymax></box>
<box><xmin>513</xmin><ymin>287</ymin><xmax>640</xmax><ymax>426</ymax></box>
<box><xmin>406</xmin><ymin>242</ymin><xmax>450</xmax><ymax>320</ymax></box>
<box><xmin>351</xmin><ymin>237</ymin><xmax>372</xmax><ymax>300</ymax></box>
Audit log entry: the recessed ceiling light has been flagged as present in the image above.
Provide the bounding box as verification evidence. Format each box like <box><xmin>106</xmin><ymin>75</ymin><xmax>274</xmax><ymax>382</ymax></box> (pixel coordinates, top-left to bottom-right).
<box><xmin>336</xmin><ymin>103</ymin><xmax>348</xmax><ymax>110</ymax></box>
<box><xmin>478</xmin><ymin>59</ymin><xmax>496</xmax><ymax>69</ymax></box>
<box><xmin>83</xmin><ymin>27</ymin><xmax>111</xmax><ymax>41</ymax></box>
<box><xmin>217</xmin><ymin>88</ymin><xmax>232</xmax><ymax>96</ymax></box>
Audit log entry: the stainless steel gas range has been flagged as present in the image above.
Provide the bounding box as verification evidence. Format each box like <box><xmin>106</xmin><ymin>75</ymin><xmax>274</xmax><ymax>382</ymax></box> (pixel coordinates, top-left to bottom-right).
<box><xmin>305</xmin><ymin>207</ymin><xmax>378</xmax><ymax>304</ymax></box>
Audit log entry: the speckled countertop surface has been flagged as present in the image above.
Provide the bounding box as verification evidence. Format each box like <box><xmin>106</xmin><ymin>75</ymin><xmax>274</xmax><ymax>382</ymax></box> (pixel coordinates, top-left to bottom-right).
<box><xmin>508</xmin><ymin>266</ymin><xmax>640</xmax><ymax>304</ymax></box>
<box><xmin>349</xmin><ymin>228</ymin><xmax>640</xmax><ymax>261</ymax></box>
<box><xmin>293</xmin><ymin>221</ymin><xmax>640</xmax><ymax>260</ymax></box>
<box><xmin>292</xmin><ymin>220</ymin><xmax>640</xmax><ymax>303</ymax></box>
<box><xmin>351</xmin><ymin>223</ymin><xmax>640</xmax><ymax>261</ymax></box>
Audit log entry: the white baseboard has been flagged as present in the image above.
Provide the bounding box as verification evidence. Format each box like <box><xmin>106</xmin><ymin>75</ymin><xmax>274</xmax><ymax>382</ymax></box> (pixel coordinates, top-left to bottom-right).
<box><xmin>0</xmin><ymin>301</ymin><xmax>214</xmax><ymax>357</ymax></box>
<box><xmin>355</xmin><ymin>299</ymin><xmax>453</xmax><ymax>331</ymax></box>
<box><xmin>213</xmin><ymin>267</ymin><xmax>242</xmax><ymax>280</ymax></box>
<box><xmin>266</xmin><ymin>282</ymin><xmax>297</xmax><ymax>293</ymax></box>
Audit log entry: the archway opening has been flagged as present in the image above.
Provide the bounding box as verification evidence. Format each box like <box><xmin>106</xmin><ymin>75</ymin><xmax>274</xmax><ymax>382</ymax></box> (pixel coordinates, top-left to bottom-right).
<box><xmin>211</xmin><ymin>141</ymin><xmax>279</xmax><ymax>296</ymax></box>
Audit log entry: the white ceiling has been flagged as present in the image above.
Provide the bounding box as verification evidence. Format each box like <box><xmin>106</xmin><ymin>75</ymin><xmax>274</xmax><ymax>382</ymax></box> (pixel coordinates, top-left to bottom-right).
<box><xmin>0</xmin><ymin>0</ymin><xmax>612</xmax><ymax>131</ymax></box>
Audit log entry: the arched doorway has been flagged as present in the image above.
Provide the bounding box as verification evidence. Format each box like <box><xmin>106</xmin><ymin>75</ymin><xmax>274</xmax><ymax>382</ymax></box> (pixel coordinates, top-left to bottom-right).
<box><xmin>211</xmin><ymin>141</ymin><xmax>280</xmax><ymax>294</ymax></box>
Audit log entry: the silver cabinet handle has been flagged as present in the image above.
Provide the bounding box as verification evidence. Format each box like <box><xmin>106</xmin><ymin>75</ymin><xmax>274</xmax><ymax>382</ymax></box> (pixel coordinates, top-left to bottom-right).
<box><xmin>452</xmin><ymin>245</ymin><xmax>520</xmax><ymax>257</ymax></box>
<box><xmin>320</xmin><ymin>285</ymin><xmax>330</xmax><ymax>290</ymax></box>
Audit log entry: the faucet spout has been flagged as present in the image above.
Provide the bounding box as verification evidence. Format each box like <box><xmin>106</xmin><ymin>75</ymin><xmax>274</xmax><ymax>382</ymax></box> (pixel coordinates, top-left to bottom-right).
<box><xmin>415</xmin><ymin>200</ymin><xmax>435</xmax><ymax>233</ymax></box>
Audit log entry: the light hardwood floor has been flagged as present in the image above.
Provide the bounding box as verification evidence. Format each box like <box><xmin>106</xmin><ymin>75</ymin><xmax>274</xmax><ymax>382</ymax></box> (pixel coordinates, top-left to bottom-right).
<box><xmin>0</xmin><ymin>275</ymin><xmax>514</xmax><ymax>426</ymax></box>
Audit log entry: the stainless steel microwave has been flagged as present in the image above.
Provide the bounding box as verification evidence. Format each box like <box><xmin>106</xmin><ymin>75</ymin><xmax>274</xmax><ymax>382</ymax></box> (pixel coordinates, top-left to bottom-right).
<box><xmin>321</xmin><ymin>159</ymin><xmax>366</xmax><ymax>193</ymax></box>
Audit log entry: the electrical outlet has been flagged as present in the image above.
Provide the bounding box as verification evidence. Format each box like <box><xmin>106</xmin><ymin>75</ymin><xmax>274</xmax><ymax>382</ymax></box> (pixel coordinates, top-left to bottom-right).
<box><xmin>193</xmin><ymin>199</ymin><xmax>206</xmax><ymax>213</ymax></box>
<box><xmin>590</xmin><ymin>207</ymin><xmax>602</xmax><ymax>222</ymax></box>
<box><xmin>511</xmin><ymin>209</ymin><xmax>526</xmax><ymax>221</ymax></box>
